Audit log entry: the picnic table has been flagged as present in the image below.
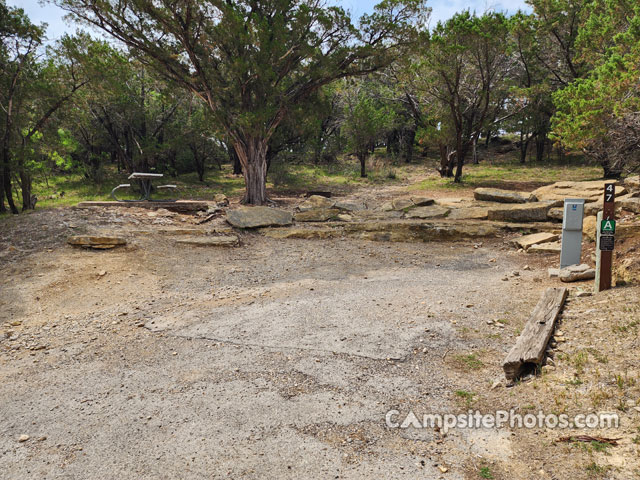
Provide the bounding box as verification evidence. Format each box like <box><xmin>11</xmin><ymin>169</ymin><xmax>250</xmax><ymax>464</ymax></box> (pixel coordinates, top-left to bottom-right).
<box><xmin>110</xmin><ymin>173</ymin><xmax>177</xmax><ymax>201</ymax></box>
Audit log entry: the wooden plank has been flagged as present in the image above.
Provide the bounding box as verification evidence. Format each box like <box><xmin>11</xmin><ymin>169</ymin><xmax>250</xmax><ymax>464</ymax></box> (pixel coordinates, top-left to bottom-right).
<box><xmin>75</xmin><ymin>200</ymin><xmax>210</xmax><ymax>214</ymax></box>
<box><xmin>503</xmin><ymin>287</ymin><xmax>568</xmax><ymax>381</ymax></box>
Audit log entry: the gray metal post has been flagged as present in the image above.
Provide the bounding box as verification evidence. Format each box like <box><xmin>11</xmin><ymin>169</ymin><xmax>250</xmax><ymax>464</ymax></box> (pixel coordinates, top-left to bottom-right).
<box><xmin>560</xmin><ymin>198</ymin><xmax>585</xmax><ymax>269</ymax></box>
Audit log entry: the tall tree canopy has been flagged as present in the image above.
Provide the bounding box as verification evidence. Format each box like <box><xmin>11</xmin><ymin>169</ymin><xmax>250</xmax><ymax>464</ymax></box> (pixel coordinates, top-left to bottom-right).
<box><xmin>58</xmin><ymin>0</ymin><xmax>427</xmax><ymax>204</ymax></box>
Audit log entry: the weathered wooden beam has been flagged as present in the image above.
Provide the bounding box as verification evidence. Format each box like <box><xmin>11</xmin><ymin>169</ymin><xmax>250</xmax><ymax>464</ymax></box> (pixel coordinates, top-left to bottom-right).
<box><xmin>75</xmin><ymin>200</ymin><xmax>210</xmax><ymax>214</ymax></box>
<box><xmin>503</xmin><ymin>287</ymin><xmax>568</xmax><ymax>381</ymax></box>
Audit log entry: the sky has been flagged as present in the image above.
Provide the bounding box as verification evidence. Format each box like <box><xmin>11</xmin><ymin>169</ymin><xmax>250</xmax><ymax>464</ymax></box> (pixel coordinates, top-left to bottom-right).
<box><xmin>8</xmin><ymin>0</ymin><xmax>531</xmax><ymax>42</ymax></box>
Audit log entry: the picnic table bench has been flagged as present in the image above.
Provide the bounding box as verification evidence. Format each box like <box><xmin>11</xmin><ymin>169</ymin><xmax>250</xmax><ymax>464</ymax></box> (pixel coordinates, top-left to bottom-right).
<box><xmin>111</xmin><ymin>173</ymin><xmax>177</xmax><ymax>201</ymax></box>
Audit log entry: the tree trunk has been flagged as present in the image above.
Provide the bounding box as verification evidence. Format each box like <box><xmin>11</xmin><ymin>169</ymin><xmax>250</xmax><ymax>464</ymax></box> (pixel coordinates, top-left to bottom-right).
<box><xmin>472</xmin><ymin>137</ymin><xmax>478</xmax><ymax>164</ymax></box>
<box><xmin>535</xmin><ymin>133</ymin><xmax>546</xmax><ymax>162</ymax></box>
<box><xmin>438</xmin><ymin>144</ymin><xmax>448</xmax><ymax>177</ymax></box>
<box><xmin>358</xmin><ymin>153</ymin><xmax>367</xmax><ymax>178</ymax></box>
<box><xmin>0</xmin><ymin>168</ymin><xmax>5</xmax><ymax>213</ymax></box>
<box><xmin>20</xmin><ymin>169</ymin><xmax>34</xmax><ymax>210</ymax></box>
<box><xmin>454</xmin><ymin>135</ymin><xmax>468</xmax><ymax>183</ymax></box>
<box><xmin>403</xmin><ymin>128</ymin><xmax>416</xmax><ymax>163</ymax></box>
<box><xmin>601</xmin><ymin>158</ymin><xmax>623</xmax><ymax>179</ymax></box>
<box><xmin>1</xmin><ymin>150</ymin><xmax>18</xmax><ymax>214</ymax></box>
<box><xmin>230</xmin><ymin>146</ymin><xmax>242</xmax><ymax>175</ymax></box>
<box><xmin>234</xmin><ymin>138</ymin><xmax>268</xmax><ymax>205</ymax></box>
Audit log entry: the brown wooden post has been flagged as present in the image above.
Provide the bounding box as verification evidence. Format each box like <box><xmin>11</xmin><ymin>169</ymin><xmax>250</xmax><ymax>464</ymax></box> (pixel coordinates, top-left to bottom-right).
<box><xmin>598</xmin><ymin>183</ymin><xmax>616</xmax><ymax>291</ymax></box>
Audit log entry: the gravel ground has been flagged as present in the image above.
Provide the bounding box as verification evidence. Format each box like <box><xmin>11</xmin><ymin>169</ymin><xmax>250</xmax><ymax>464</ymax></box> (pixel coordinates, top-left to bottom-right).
<box><xmin>0</xmin><ymin>207</ymin><xmax>579</xmax><ymax>479</ymax></box>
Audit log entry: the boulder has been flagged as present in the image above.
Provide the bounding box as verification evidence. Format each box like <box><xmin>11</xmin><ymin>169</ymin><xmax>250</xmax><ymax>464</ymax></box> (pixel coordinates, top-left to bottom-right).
<box><xmin>559</xmin><ymin>264</ymin><xmax>596</xmax><ymax>283</ymax></box>
<box><xmin>512</xmin><ymin>232</ymin><xmax>559</xmax><ymax>250</ymax></box>
<box><xmin>294</xmin><ymin>208</ymin><xmax>341</xmax><ymax>222</ymax></box>
<box><xmin>528</xmin><ymin>241</ymin><xmax>562</xmax><ymax>254</ymax></box>
<box><xmin>487</xmin><ymin>203</ymin><xmax>553</xmax><ymax>222</ymax></box>
<box><xmin>298</xmin><ymin>195</ymin><xmax>335</xmax><ymax>211</ymax></box>
<box><xmin>447</xmin><ymin>207</ymin><xmax>489</xmax><ymax>220</ymax></box>
<box><xmin>213</xmin><ymin>193</ymin><xmax>229</xmax><ymax>205</ymax></box>
<box><xmin>334</xmin><ymin>200</ymin><xmax>366</xmax><ymax>212</ymax></box>
<box><xmin>67</xmin><ymin>235</ymin><xmax>126</xmax><ymax>249</ymax></box>
<box><xmin>227</xmin><ymin>206</ymin><xmax>293</xmax><ymax>228</ymax></box>
<box><xmin>381</xmin><ymin>201</ymin><xmax>394</xmax><ymax>212</ymax></box>
<box><xmin>391</xmin><ymin>198</ymin><xmax>414</xmax><ymax>211</ymax></box>
<box><xmin>405</xmin><ymin>205</ymin><xmax>450</xmax><ymax>219</ymax></box>
<box><xmin>474</xmin><ymin>188</ymin><xmax>536</xmax><ymax>204</ymax></box>
<box><xmin>532</xmin><ymin>180</ymin><xmax>627</xmax><ymax>203</ymax></box>
<box><xmin>175</xmin><ymin>235</ymin><xmax>238</xmax><ymax>247</ymax></box>
<box><xmin>410</xmin><ymin>196</ymin><xmax>435</xmax><ymax>207</ymax></box>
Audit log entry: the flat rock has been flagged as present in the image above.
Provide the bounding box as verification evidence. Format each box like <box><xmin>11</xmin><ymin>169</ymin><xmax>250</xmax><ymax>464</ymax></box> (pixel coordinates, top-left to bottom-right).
<box><xmin>334</xmin><ymin>201</ymin><xmax>366</xmax><ymax>212</ymax></box>
<box><xmin>75</xmin><ymin>200</ymin><xmax>209</xmax><ymax>214</ymax></box>
<box><xmin>67</xmin><ymin>235</ymin><xmax>127</xmax><ymax>249</ymax></box>
<box><xmin>294</xmin><ymin>208</ymin><xmax>341</xmax><ymax>222</ymax></box>
<box><xmin>227</xmin><ymin>206</ymin><xmax>293</xmax><ymax>228</ymax></box>
<box><xmin>624</xmin><ymin>175</ymin><xmax>640</xmax><ymax>189</ymax></box>
<box><xmin>262</xmin><ymin>227</ymin><xmax>342</xmax><ymax>240</ymax></box>
<box><xmin>435</xmin><ymin>197</ymin><xmax>467</xmax><ymax>207</ymax></box>
<box><xmin>343</xmin><ymin>220</ymin><xmax>500</xmax><ymax>243</ymax></box>
<box><xmin>298</xmin><ymin>195</ymin><xmax>335</xmax><ymax>211</ymax></box>
<box><xmin>447</xmin><ymin>207</ymin><xmax>489</xmax><ymax>220</ymax></box>
<box><xmin>405</xmin><ymin>205</ymin><xmax>450</xmax><ymax>219</ymax></box>
<box><xmin>512</xmin><ymin>232</ymin><xmax>559</xmax><ymax>250</ymax></box>
<box><xmin>391</xmin><ymin>198</ymin><xmax>414</xmax><ymax>211</ymax></box>
<box><xmin>175</xmin><ymin>235</ymin><xmax>238</xmax><ymax>247</ymax></box>
<box><xmin>547</xmin><ymin>207</ymin><xmax>564</xmax><ymax>221</ymax></box>
<box><xmin>619</xmin><ymin>197</ymin><xmax>640</xmax><ymax>214</ymax></box>
<box><xmin>487</xmin><ymin>202</ymin><xmax>553</xmax><ymax>222</ymax></box>
<box><xmin>474</xmin><ymin>188</ymin><xmax>536</xmax><ymax>204</ymax></box>
<box><xmin>559</xmin><ymin>264</ymin><xmax>595</xmax><ymax>282</ymax></box>
<box><xmin>532</xmin><ymin>180</ymin><xmax>627</xmax><ymax>203</ymax></box>
<box><xmin>410</xmin><ymin>196</ymin><xmax>435</xmax><ymax>207</ymax></box>
<box><xmin>528</xmin><ymin>241</ymin><xmax>562</xmax><ymax>253</ymax></box>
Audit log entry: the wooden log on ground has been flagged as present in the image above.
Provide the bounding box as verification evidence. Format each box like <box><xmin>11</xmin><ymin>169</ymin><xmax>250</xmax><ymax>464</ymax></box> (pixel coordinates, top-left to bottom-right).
<box><xmin>503</xmin><ymin>287</ymin><xmax>568</xmax><ymax>381</ymax></box>
<box><xmin>75</xmin><ymin>200</ymin><xmax>210</xmax><ymax>214</ymax></box>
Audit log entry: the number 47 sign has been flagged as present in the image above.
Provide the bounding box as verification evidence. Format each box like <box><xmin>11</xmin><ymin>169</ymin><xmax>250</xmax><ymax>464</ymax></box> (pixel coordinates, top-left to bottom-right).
<box><xmin>605</xmin><ymin>183</ymin><xmax>615</xmax><ymax>203</ymax></box>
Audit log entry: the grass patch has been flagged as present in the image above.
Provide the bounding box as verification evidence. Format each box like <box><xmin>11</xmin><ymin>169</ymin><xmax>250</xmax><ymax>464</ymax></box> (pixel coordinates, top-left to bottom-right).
<box><xmin>479</xmin><ymin>466</ymin><xmax>494</xmax><ymax>479</ymax></box>
<box><xmin>408</xmin><ymin>153</ymin><xmax>601</xmax><ymax>192</ymax></box>
<box><xmin>454</xmin><ymin>390</ymin><xmax>476</xmax><ymax>408</ymax></box>
<box><xmin>453</xmin><ymin>353</ymin><xmax>484</xmax><ymax>370</ymax></box>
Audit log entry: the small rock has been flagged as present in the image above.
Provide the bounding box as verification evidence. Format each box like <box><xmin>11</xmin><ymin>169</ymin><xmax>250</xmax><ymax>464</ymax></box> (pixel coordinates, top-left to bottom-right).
<box><xmin>523</xmin><ymin>265</ymin><xmax>532</xmax><ymax>271</ymax></box>
<box><xmin>438</xmin><ymin>465</ymin><xmax>448</xmax><ymax>473</ymax></box>
<box><xmin>559</xmin><ymin>264</ymin><xmax>596</xmax><ymax>283</ymax></box>
<box><xmin>548</xmin><ymin>268</ymin><xmax>560</xmax><ymax>278</ymax></box>
<box><xmin>18</xmin><ymin>434</ymin><xmax>29</xmax><ymax>443</ymax></box>
<box><xmin>98</xmin><ymin>270</ymin><xmax>107</xmax><ymax>277</ymax></box>
<box><xmin>512</xmin><ymin>271</ymin><xmax>520</xmax><ymax>277</ymax></box>
<box><xmin>575</xmin><ymin>290</ymin><xmax>592</xmax><ymax>297</ymax></box>
<box><xmin>486</xmin><ymin>320</ymin><xmax>494</xmax><ymax>325</ymax></box>
<box><xmin>541</xmin><ymin>365</ymin><xmax>555</xmax><ymax>373</ymax></box>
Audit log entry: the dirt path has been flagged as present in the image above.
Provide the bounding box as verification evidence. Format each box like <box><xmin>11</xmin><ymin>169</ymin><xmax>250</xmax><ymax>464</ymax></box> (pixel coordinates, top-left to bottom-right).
<box><xmin>0</xmin><ymin>205</ymin><xmax>550</xmax><ymax>479</ymax></box>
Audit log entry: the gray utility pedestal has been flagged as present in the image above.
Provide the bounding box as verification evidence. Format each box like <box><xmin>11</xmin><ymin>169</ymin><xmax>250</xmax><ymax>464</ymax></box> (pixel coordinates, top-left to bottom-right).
<box><xmin>560</xmin><ymin>198</ymin><xmax>585</xmax><ymax>269</ymax></box>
